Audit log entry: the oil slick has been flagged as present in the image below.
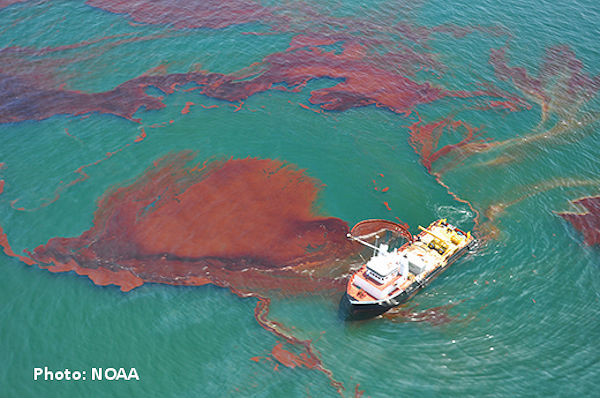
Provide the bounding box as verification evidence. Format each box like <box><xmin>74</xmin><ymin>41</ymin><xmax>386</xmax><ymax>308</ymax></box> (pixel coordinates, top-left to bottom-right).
<box><xmin>21</xmin><ymin>152</ymin><xmax>356</xmax><ymax>293</ymax></box>
<box><xmin>556</xmin><ymin>196</ymin><xmax>600</xmax><ymax>246</ymax></box>
<box><xmin>0</xmin><ymin>152</ymin><xmax>361</xmax><ymax>395</ymax></box>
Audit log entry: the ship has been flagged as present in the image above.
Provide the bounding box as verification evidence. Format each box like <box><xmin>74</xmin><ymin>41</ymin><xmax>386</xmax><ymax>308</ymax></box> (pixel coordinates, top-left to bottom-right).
<box><xmin>340</xmin><ymin>219</ymin><xmax>475</xmax><ymax>320</ymax></box>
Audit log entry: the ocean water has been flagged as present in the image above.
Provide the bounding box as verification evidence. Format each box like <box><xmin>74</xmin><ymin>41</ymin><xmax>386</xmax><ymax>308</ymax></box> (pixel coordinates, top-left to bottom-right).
<box><xmin>1</xmin><ymin>1</ymin><xmax>599</xmax><ymax>397</ymax></box>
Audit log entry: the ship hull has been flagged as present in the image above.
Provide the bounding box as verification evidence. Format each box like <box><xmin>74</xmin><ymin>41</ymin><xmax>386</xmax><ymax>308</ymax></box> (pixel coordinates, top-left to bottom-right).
<box><xmin>340</xmin><ymin>240</ymin><xmax>474</xmax><ymax>320</ymax></box>
<box><xmin>339</xmin><ymin>292</ymin><xmax>407</xmax><ymax>320</ymax></box>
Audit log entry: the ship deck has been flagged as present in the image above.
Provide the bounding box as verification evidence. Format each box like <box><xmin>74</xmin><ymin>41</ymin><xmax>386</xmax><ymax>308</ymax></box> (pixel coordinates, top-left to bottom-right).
<box><xmin>346</xmin><ymin>220</ymin><xmax>472</xmax><ymax>304</ymax></box>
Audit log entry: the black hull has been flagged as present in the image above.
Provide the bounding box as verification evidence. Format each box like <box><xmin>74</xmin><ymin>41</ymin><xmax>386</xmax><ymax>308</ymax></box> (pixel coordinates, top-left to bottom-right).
<box><xmin>340</xmin><ymin>242</ymin><xmax>473</xmax><ymax>321</ymax></box>
<box><xmin>339</xmin><ymin>292</ymin><xmax>406</xmax><ymax>320</ymax></box>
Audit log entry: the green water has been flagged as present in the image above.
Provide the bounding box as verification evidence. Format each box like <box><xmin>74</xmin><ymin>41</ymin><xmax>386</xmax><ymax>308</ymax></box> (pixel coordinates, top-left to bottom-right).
<box><xmin>1</xmin><ymin>1</ymin><xmax>599</xmax><ymax>397</ymax></box>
